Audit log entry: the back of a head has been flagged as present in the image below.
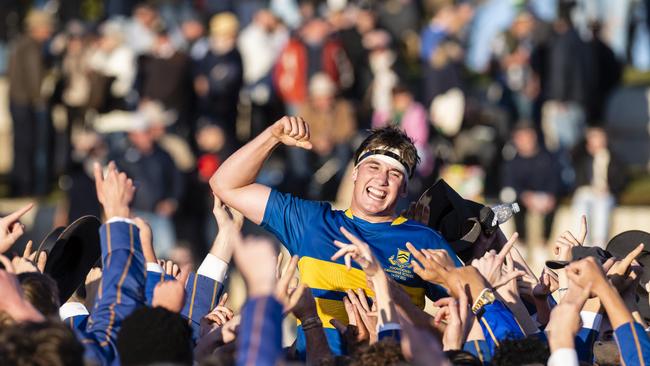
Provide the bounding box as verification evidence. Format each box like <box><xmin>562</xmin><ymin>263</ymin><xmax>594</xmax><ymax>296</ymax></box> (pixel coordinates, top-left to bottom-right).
<box><xmin>444</xmin><ymin>350</ymin><xmax>482</xmax><ymax>366</ymax></box>
<box><xmin>0</xmin><ymin>320</ymin><xmax>84</xmax><ymax>366</ymax></box>
<box><xmin>118</xmin><ymin>306</ymin><xmax>193</xmax><ymax>366</ymax></box>
<box><xmin>491</xmin><ymin>337</ymin><xmax>549</xmax><ymax>366</ymax></box>
<box><xmin>349</xmin><ymin>339</ymin><xmax>404</xmax><ymax>366</ymax></box>
<box><xmin>354</xmin><ymin>127</ymin><xmax>419</xmax><ymax>178</ymax></box>
<box><xmin>19</xmin><ymin>272</ymin><xmax>60</xmax><ymax>319</ymax></box>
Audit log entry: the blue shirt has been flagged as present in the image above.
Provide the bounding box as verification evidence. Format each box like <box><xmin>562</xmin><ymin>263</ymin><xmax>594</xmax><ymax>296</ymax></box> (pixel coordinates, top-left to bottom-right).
<box><xmin>262</xmin><ymin>189</ymin><xmax>461</xmax><ymax>355</ymax></box>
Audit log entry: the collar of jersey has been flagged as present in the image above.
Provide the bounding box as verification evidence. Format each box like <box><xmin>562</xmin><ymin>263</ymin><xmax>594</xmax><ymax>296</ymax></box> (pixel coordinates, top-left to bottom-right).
<box><xmin>344</xmin><ymin>208</ymin><xmax>408</xmax><ymax>226</ymax></box>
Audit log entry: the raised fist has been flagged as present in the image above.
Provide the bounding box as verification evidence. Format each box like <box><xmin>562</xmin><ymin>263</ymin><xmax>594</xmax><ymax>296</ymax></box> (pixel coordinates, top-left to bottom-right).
<box><xmin>270</xmin><ymin>116</ymin><xmax>312</xmax><ymax>150</ymax></box>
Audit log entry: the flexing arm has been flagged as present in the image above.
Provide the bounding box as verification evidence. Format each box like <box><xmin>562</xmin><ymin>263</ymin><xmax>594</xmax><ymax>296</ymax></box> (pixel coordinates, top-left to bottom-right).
<box><xmin>210</xmin><ymin>116</ymin><xmax>311</xmax><ymax>224</ymax></box>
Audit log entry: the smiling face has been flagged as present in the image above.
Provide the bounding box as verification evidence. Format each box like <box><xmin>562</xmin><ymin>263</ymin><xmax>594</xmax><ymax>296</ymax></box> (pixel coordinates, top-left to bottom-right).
<box><xmin>350</xmin><ymin>157</ymin><xmax>407</xmax><ymax>222</ymax></box>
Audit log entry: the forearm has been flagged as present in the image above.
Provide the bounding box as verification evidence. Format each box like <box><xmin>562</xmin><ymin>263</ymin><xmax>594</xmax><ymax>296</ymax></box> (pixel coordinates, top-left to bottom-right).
<box><xmin>496</xmin><ymin>289</ymin><xmax>540</xmax><ymax>335</ymax></box>
<box><xmin>532</xmin><ymin>295</ymin><xmax>551</xmax><ymax>326</ymax></box>
<box><xmin>302</xmin><ymin>323</ymin><xmax>333</xmax><ymax>364</ymax></box>
<box><xmin>598</xmin><ymin>284</ymin><xmax>634</xmax><ymax>329</ymax></box>
<box><xmin>210</xmin><ymin>127</ymin><xmax>278</xmax><ymax>196</ymax></box>
<box><xmin>372</xmin><ymin>272</ymin><xmax>397</xmax><ymax>327</ymax></box>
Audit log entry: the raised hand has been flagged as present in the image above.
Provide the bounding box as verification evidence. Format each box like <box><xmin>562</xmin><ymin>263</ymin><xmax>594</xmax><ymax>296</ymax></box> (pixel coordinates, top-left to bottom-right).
<box><xmin>565</xmin><ymin>257</ymin><xmax>609</xmax><ymax>295</ymax></box>
<box><xmin>0</xmin><ymin>203</ymin><xmax>33</xmax><ymax>254</ymax></box>
<box><xmin>433</xmin><ymin>282</ymin><xmax>472</xmax><ymax>351</ymax></box>
<box><xmin>552</xmin><ymin>215</ymin><xmax>587</xmax><ymax>261</ymax></box>
<box><xmin>93</xmin><ymin>161</ymin><xmax>136</xmax><ymax>219</ymax></box>
<box><xmin>270</xmin><ymin>116</ymin><xmax>312</xmax><ymax>150</ymax></box>
<box><xmin>607</xmin><ymin>243</ymin><xmax>644</xmax><ymax>291</ymax></box>
<box><xmin>210</xmin><ymin>194</ymin><xmax>244</xmax><ymax>263</ymax></box>
<box><xmin>406</xmin><ymin>242</ymin><xmax>453</xmax><ymax>286</ymax></box>
<box><xmin>200</xmin><ymin>293</ymin><xmax>234</xmax><ymax>337</ymax></box>
<box><xmin>0</xmin><ymin>269</ymin><xmax>45</xmax><ymax>322</ymax></box>
<box><xmin>331</xmin><ymin>227</ymin><xmax>380</xmax><ymax>276</ymax></box>
<box><xmin>471</xmin><ymin>233</ymin><xmax>525</xmax><ymax>289</ymax></box>
<box><xmin>345</xmin><ymin>289</ymin><xmax>378</xmax><ymax>343</ymax></box>
<box><xmin>233</xmin><ymin>235</ymin><xmax>277</xmax><ymax>297</ymax></box>
<box><xmin>152</xmin><ymin>265</ymin><xmax>190</xmax><ymax>313</ymax></box>
<box><xmin>133</xmin><ymin>217</ymin><xmax>156</xmax><ymax>264</ymax></box>
<box><xmin>11</xmin><ymin>240</ymin><xmax>47</xmax><ymax>274</ymax></box>
<box><xmin>159</xmin><ymin>260</ymin><xmax>181</xmax><ymax>278</ymax></box>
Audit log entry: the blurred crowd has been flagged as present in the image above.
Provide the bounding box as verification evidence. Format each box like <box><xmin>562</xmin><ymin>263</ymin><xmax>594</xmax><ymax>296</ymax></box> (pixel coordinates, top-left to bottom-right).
<box><xmin>2</xmin><ymin>0</ymin><xmax>649</xmax><ymax>260</ymax></box>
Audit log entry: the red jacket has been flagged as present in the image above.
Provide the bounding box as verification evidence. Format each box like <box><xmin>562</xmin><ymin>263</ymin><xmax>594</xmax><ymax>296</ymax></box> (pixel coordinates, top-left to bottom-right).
<box><xmin>273</xmin><ymin>37</ymin><xmax>353</xmax><ymax>105</ymax></box>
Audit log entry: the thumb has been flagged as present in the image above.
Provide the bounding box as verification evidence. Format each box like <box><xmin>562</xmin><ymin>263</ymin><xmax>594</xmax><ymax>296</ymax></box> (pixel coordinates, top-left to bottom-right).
<box><xmin>177</xmin><ymin>264</ymin><xmax>192</xmax><ymax>286</ymax></box>
<box><xmin>329</xmin><ymin>318</ymin><xmax>347</xmax><ymax>335</ymax></box>
<box><xmin>495</xmin><ymin>270</ymin><xmax>526</xmax><ymax>288</ymax></box>
<box><xmin>296</xmin><ymin>140</ymin><xmax>313</xmax><ymax>150</ymax></box>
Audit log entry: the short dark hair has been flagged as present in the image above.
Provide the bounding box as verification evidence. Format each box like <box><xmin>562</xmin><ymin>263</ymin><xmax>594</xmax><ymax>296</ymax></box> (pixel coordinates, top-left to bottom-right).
<box><xmin>353</xmin><ymin>127</ymin><xmax>420</xmax><ymax>178</ymax></box>
<box><xmin>445</xmin><ymin>350</ymin><xmax>482</xmax><ymax>365</ymax></box>
<box><xmin>117</xmin><ymin>306</ymin><xmax>193</xmax><ymax>366</ymax></box>
<box><xmin>0</xmin><ymin>320</ymin><xmax>84</xmax><ymax>366</ymax></box>
<box><xmin>19</xmin><ymin>272</ymin><xmax>60</xmax><ymax>319</ymax></box>
<box><xmin>491</xmin><ymin>337</ymin><xmax>549</xmax><ymax>366</ymax></box>
<box><xmin>349</xmin><ymin>339</ymin><xmax>404</xmax><ymax>366</ymax></box>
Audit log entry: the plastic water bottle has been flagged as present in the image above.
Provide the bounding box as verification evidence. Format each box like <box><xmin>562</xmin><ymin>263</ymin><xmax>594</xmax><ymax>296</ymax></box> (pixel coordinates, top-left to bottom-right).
<box><xmin>490</xmin><ymin>202</ymin><xmax>520</xmax><ymax>227</ymax></box>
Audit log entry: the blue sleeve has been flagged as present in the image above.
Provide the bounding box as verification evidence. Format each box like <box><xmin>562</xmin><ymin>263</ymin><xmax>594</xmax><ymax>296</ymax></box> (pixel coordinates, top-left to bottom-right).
<box><xmin>180</xmin><ymin>272</ymin><xmax>224</xmax><ymax>343</ymax></box>
<box><xmin>236</xmin><ymin>296</ymin><xmax>283</xmax><ymax>366</ymax></box>
<box><xmin>64</xmin><ymin>314</ymin><xmax>89</xmax><ymax>332</ymax></box>
<box><xmin>419</xmin><ymin>26</ymin><xmax>447</xmax><ymax>62</ymax></box>
<box><xmin>261</xmin><ymin>189</ymin><xmax>328</xmax><ymax>254</ymax></box>
<box><xmin>144</xmin><ymin>270</ymin><xmax>174</xmax><ymax>305</ymax></box>
<box><xmin>575</xmin><ymin>328</ymin><xmax>598</xmax><ymax>364</ymax></box>
<box><xmin>79</xmin><ymin>222</ymin><xmax>146</xmax><ymax>366</ymax></box>
<box><xmin>477</xmin><ymin>300</ymin><xmax>526</xmax><ymax>355</ymax></box>
<box><xmin>614</xmin><ymin>322</ymin><xmax>650</xmax><ymax>366</ymax></box>
<box><xmin>464</xmin><ymin>339</ymin><xmax>492</xmax><ymax>365</ymax></box>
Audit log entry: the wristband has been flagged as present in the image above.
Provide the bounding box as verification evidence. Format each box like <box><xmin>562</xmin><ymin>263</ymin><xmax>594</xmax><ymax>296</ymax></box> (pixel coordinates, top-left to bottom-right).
<box><xmin>301</xmin><ymin>316</ymin><xmax>323</xmax><ymax>331</ymax></box>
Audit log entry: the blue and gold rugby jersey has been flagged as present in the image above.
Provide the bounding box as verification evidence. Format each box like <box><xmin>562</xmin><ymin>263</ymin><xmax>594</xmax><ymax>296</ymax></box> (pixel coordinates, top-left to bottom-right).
<box><xmin>261</xmin><ymin>189</ymin><xmax>462</xmax><ymax>356</ymax></box>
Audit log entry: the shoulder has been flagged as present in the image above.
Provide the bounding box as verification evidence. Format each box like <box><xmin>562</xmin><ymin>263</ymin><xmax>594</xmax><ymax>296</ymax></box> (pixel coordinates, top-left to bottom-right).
<box><xmin>393</xmin><ymin>219</ymin><xmax>446</xmax><ymax>241</ymax></box>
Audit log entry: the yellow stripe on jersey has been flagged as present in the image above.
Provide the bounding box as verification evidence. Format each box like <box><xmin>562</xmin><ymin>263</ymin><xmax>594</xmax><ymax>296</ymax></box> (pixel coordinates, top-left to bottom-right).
<box><xmin>298</xmin><ymin>256</ymin><xmax>426</xmax><ymax>314</ymax></box>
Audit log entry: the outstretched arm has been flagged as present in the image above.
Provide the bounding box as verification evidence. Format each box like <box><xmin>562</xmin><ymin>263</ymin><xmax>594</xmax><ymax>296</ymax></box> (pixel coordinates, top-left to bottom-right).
<box><xmin>210</xmin><ymin>116</ymin><xmax>311</xmax><ymax>224</ymax></box>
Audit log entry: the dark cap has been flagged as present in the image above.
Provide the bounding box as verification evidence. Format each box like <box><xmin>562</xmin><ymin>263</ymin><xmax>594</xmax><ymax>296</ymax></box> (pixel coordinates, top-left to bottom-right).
<box><xmin>37</xmin><ymin>216</ymin><xmax>101</xmax><ymax>304</ymax></box>
<box><xmin>418</xmin><ymin>179</ymin><xmax>486</xmax><ymax>263</ymax></box>
<box><xmin>606</xmin><ymin>230</ymin><xmax>650</xmax><ymax>321</ymax></box>
<box><xmin>546</xmin><ymin>246</ymin><xmax>613</xmax><ymax>270</ymax></box>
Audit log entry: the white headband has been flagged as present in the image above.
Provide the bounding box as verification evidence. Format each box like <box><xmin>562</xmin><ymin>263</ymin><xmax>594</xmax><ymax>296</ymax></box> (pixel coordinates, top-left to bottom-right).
<box><xmin>355</xmin><ymin>146</ymin><xmax>411</xmax><ymax>178</ymax></box>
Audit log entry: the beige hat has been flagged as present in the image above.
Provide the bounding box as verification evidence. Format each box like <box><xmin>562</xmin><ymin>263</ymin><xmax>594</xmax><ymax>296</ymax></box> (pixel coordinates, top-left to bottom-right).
<box><xmin>138</xmin><ymin>101</ymin><xmax>177</xmax><ymax>127</ymax></box>
<box><xmin>25</xmin><ymin>10</ymin><xmax>54</xmax><ymax>30</ymax></box>
<box><xmin>209</xmin><ymin>12</ymin><xmax>239</xmax><ymax>37</ymax></box>
<box><xmin>309</xmin><ymin>73</ymin><xmax>336</xmax><ymax>97</ymax></box>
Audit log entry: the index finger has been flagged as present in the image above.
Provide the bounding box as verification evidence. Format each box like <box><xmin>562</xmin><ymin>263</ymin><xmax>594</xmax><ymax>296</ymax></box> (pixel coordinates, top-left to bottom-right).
<box><xmin>177</xmin><ymin>264</ymin><xmax>191</xmax><ymax>285</ymax></box>
<box><xmin>497</xmin><ymin>232</ymin><xmax>519</xmax><ymax>260</ymax></box>
<box><xmin>339</xmin><ymin>227</ymin><xmax>365</xmax><ymax>247</ymax></box>
<box><xmin>2</xmin><ymin>203</ymin><xmax>34</xmax><ymax>225</ymax></box>
<box><xmin>621</xmin><ymin>243</ymin><xmax>645</xmax><ymax>268</ymax></box>
<box><xmin>23</xmin><ymin>240</ymin><xmax>33</xmax><ymax>258</ymax></box>
<box><xmin>578</xmin><ymin>215</ymin><xmax>588</xmax><ymax>245</ymax></box>
<box><xmin>405</xmin><ymin>242</ymin><xmax>427</xmax><ymax>264</ymax></box>
<box><xmin>93</xmin><ymin>162</ymin><xmax>103</xmax><ymax>189</ymax></box>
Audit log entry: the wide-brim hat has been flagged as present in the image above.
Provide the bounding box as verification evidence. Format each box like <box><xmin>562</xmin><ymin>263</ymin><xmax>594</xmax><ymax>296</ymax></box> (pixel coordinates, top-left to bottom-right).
<box><xmin>37</xmin><ymin>216</ymin><xmax>101</xmax><ymax>304</ymax></box>
<box><xmin>545</xmin><ymin>246</ymin><xmax>613</xmax><ymax>270</ymax></box>
<box><xmin>417</xmin><ymin>179</ymin><xmax>487</xmax><ymax>262</ymax></box>
<box><xmin>606</xmin><ymin>230</ymin><xmax>650</xmax><ymax>321</ymax></box>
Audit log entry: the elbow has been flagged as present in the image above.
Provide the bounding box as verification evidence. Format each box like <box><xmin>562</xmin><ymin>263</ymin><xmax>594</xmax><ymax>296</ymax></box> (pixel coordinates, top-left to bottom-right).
<box><xmin>209</xmin><ymin>171</ymin><xmax>223</xmax><ymax>198</ymax></box>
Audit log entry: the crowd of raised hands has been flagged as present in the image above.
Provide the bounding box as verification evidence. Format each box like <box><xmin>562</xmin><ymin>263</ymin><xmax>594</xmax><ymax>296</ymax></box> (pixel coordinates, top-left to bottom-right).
<box><xmin>0</xmin><ymin>163</ymin><xmax>649</xmax><ymax>366</ymax></box>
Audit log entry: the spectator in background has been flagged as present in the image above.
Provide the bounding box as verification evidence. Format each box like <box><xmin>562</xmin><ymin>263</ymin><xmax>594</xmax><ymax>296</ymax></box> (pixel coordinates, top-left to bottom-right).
<box><xmin>111</xmin><ymin>112</ymin><xmax>184</xmax><ymax>258</ymax></box>
<box><xmin>238</xmin><ymin>9</ymin><xmax>288</xmax><ymax>137</ymax></box>
<box><xmin>123</xmin><ymin>3</ymin><xmax>158</xmax><ymax>56</ymax></box>
<box><xmin>87</xmin><ymin>20</ymin><xmax>137</xmax><ymax>113</ymax></box>
<box><xmin>59</xmin><ymin>20</ymin><xmax>92</xmax><ymax>171</ymax></box>
<box><xmin>373</xmin><ymin>84</ymin><xmax>431</xmax><ymax>176</ymax></box>
<box><xmin>365</xmin><ymin>30</ymin><xmax>399</xmax><ymax>131</ymax></box>
<box><xmin>7</xmin><ymin>10</ymin><xmax>54</xmax><ymax>196</ymax></box>
<box><xmin>193</xmin><ymin>12</ymin><xmax>243</xmax><ymax>145</ymax></box>
<box><xmin>572</xmin><ymin>127</ymin><xmax>627</xmax><ymax>247</ymax></box>
<box><xmin>537</xmin><ymin>5</ymin><xmax>594</xmax><ymax>152</ymax></box>
<box><xmin>501</xmin><ymin>123</ymin><xmax>561</xmax><ymax>245</ymax></box>
<box><xmin>296</xmin><ymin>73</ymin><xmax>356</xmax><ymax>200</ymax></box>
<box><xmin>420</xmin><ymin>2</ymin><xmax>473</xmax><ymax>106</ymax></box>
<box><xmin>273</xmin><ymin>17</ymin><xmax>353</xmax><ymax>114</ymax></box>
<box><xmin>490</xmin><ymin>10</ymin><xmax>541</xmax><ymax>121</ymax></box>
<box><xmin>137</xmin><ymin>28</ymin><xmax>192</xmax><ymax>137</ymax></box>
